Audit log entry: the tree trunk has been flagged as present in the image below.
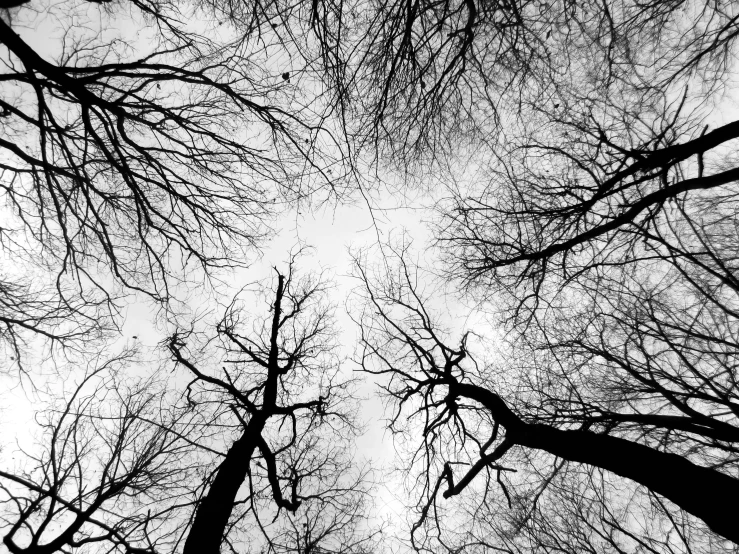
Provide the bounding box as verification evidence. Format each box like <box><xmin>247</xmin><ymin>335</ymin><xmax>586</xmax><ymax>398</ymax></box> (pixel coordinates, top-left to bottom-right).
<box><xmin>453</xmin><ymin>382</ymin><xmax>739</xmax><ymax>544</ymax></box>
<box><xmin>182</xmin><ymin>424</ymin><xmax>262</xmax><ymax>554</ymax></box>
<box><xmin>515</xmin><ymin>423</ymin><xmax>739</xmax><ymax>544</ymax></box>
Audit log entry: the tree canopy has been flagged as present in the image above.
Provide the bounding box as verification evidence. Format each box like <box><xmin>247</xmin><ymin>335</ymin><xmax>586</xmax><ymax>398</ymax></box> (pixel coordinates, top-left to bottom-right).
<box><xmin>2</xmin><ymin>0</ymin><xmax>739</xmax><ymax>552</ymax></box>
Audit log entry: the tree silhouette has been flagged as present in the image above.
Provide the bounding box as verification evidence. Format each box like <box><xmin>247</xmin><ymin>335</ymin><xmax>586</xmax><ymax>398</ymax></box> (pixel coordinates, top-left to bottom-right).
<box><xmin>353</xmin><ymin>241</ymin><xmax>739</xmax><ymax>548</ymax></box>
<box><xmin>0</xmin><ymin>351</ymin><xmax>203</xmax><ymax>554</ymax></box>
<box><xmin>348</xmin><ymin>0</ymin><xmax>739</xmax><ymax>170</ymax></box>
<box><xmin>3</xmin><ymin>0</ymin><xmax>739</xmax><ymax>551</ymax></box>
<box><xmin>0</xmin><ymin>0</ymin><xmax>348</xmax><ymax>366</ymax></box>
<box><xmin>0</xmin><ymin>257</ymin><xmax>377</xmax><ymax>554</ymax></box>
<box><xmin>169</xmin><ymin>254</ymin><xmax>371</xmax><ymax>554</ymax></box>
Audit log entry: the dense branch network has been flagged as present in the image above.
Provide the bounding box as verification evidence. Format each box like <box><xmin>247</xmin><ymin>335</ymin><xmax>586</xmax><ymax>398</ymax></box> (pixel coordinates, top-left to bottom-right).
<box><xmin>353</xmin><ymin>243</ymin><xmax>739</xmax><ymax>550</ymax></box>
<box><xmin>168</xmin><ymin>258</ymin><xmax>371</xmax><ymax>554</ymax></box>
<box><xmin>0</xmin><ymin>0</ymin><xmax>349</xmax><ymax>367</ymax></box>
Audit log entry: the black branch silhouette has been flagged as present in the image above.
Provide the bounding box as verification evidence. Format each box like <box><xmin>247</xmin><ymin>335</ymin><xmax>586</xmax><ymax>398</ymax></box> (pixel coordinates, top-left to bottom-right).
<box><xmin>169</xmin><ymin>254</ymin><xmax>370</xmax><ymax>554</ymax></box>
<box><xmin>353</xmin><ymin>245</ymin><xmax>739</xmax><ymax>547</ymax></box>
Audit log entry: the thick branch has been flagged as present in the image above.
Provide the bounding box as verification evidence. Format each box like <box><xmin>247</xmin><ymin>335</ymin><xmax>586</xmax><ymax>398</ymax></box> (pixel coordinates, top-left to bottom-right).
<box><xmin>256</xmin><ymin>435</ymin><xmax>301</xmax><ymax>512</ymax></box>
<box><xmin>451</xmin><ymin>381</ymin><xmax>739</xmax><ymax>543</ymax></box>
<box><xmin>181</xmin><ymin>424</ymin><xmax>263</xmax><ymax>554</ymax></box>
<box><xmin>493</xmin><ymin>165</ymin><xmax>739</xmax><ymax>267</ymax></box>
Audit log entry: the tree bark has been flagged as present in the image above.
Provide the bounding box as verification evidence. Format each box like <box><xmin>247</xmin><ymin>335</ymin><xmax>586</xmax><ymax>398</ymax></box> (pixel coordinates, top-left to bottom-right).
<box><xmin>182</xmin><ymin>420</ymin><xmax>263</xmax><ymax>554</ymax></box>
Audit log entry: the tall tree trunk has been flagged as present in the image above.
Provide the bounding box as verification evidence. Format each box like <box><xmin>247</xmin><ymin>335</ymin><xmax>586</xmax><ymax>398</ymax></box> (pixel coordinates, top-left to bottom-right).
<box><xmin>183</xmin><ymin>423</ymin><xmax>262</xmax><ymax>554</ymax></box>
<box><xmin>180</xmin><ymin>275</ymin><xmax>286</xmax><ymax>553</ymax></box>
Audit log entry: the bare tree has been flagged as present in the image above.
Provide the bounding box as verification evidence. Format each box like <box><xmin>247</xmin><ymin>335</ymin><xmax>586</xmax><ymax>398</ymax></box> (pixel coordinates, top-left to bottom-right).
<box><xmin>0</xmin><ymin>351</ymin><xmax>205</xmax><ymax>554</ymax></box>
<box><xmin>352</xmin><ymin>242</ymin><xmax>739</xmax><ymax>549</ymax></box>
<box><xmin>247</xmin><ymin>473</ymin><xmax>382</xmax><ymax>554</ymax></box>
<box><xmin>347</xmin><ymin>0</ymin><xmax>739</xmax><ymax>170</ymax></box>
<box><xmin>0</xmin><ymin>0</ymin><xmax>350</xmax><ymax>365</ymax></box>
<box><xmin>331</xmin><ymin>1</ymin><xmax>739</xmax><ymax>549</ymax></box>
<box><xmin>408</xmin><ymin>457</ymin><xmax>736</xmax><ymax>554</ymax></box>
<box><xmin>168</xmin><ymin>252</ymin><xmax>371</xmax><ymax>554</ymax></box>
<box><xmin>0</xmin><ymin>254</ymin><xmax>378</xmax><ymax>554</ymax></box>
<box><xmin>6</xmin><ymin>0</ymin><xmax>739</xmax><ymax>552</ymax></box>
<box><xmin>0</xmin><ymin>273</ymin><xmax>110</xmax><ymax>375</ymax></box>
